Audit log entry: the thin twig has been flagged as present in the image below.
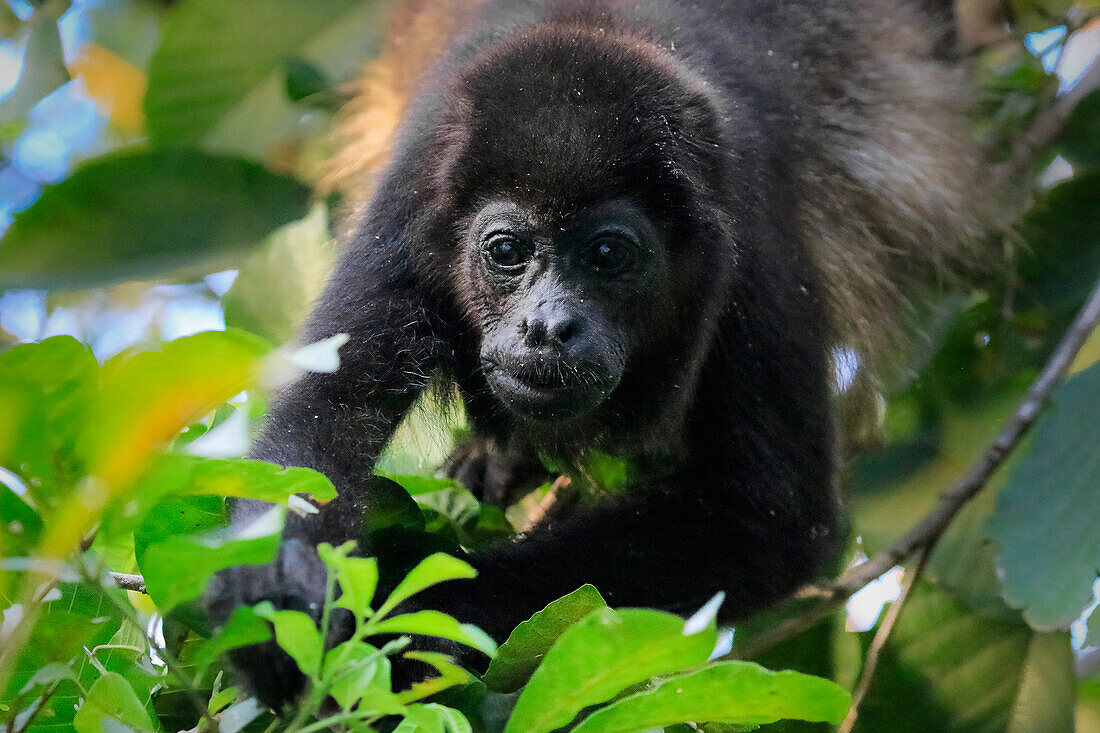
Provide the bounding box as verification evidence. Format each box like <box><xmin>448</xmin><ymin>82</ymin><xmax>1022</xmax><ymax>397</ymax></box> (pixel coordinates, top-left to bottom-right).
<box><xmin>837</xmin><ymin>549</ymin><xmax>931</xmax><ymax>733</ymax></box>
<box><xmin>729</xmin><ymin>270</ymin><xmax>1100</xmax><ymax>659</ymax></box>
<box><xmin>520</xmin><ymin>475</ymin><xmax>573</xmax><ymax>532</ymax></box>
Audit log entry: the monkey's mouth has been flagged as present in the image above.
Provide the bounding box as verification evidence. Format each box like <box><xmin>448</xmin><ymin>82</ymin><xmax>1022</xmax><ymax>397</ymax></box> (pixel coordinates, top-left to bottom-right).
<box><xmin>483</xmin><ymin>361</ymin><xmax>615</xmax><ymax>422</ymax></box>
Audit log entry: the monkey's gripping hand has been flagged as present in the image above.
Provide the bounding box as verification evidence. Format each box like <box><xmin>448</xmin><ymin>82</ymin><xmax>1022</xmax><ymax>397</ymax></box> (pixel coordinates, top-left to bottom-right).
<box><xmin>204</xmin><ymin>538</ymin><xmax>332</xmax><ymax>711</ymax></box>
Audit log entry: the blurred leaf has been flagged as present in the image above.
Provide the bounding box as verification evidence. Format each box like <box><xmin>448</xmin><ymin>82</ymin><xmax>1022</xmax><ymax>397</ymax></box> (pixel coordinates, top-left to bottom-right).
<box><xmin>988</xmin><ymin>363</ymin><xmax>1100</xmax><ymax>629</ymax></box>
<box><xmin>374</xmin><ymin>610</ymin><xmax>498</xmax><ymax>657</ymax></box>
<box><xmin>80</xmin><ymin>0</ymin><xmax>163</xmax><ymax>69</ymax></box>
<box><xmin>73</xmin><ymin>671</ymin><xmax>157</xmax><ymax>733</ymax></box>
<box><xmin>419</xmin><ymin>487</ymin><xmax>515</xmax><ymax>551</ymax></box>
<box><xmin>482</xmin><ymin>584</ymin><xmax>607</xmax><ymax>693</ymax></box>
<box><xmin>222</xmin><ymin>203</ymin><xmax>336</xmax><ymax>344</ymax></box>
<box><xmin>504</xmin><ymin>608</ymin><xmax>717</xmax><ymax>733</ymax></box>
<box><xmin>399</xmin><ymin>651</ymin><xmax>476</xmax><ymax>704</ymax></box>
<box><xmin>570</xmin><ymin>662</ymin><xmax>850</xmax><ymax>732</ymax></box>
<box><xmin>0</xmin><ymin>336</ymin><xmax>98</xmax><ymax>501</ymax></box>
<box><xmin>254</xmin><ymin>603</ymin><xmax>322</xmax><ymax>677</ymax></box>
<box><xmin>0</xmin><ymin>150</ymin><xmax>312</xmax><ymax>290</ymax></box>
<box><xmin>376</xmin><ymin>553</ymin><xmax>477</xmax><ymax>618</ymax></box>
<box><xmin>852</xmin><ymin>582</ymin><xmax>1074</xmax><ymax>733</ymax></box>
<box><xmin>145</xmin><ymin>0</ymin><xmax>390</xmax><ymax>158</ymax></box>
<box><xmin>394</xmin><ymin>703</ymin><xmax>473</xmax><ymax>733</ymax></box>
<box><xmin>284</xmin><ymin>57</ymin><xmax>334</xmax><ymax>104</ymax></box>
<box><xmin>133</xmin><ymin>495</ymin><xmax>227</xmax><ymax>566</ymax></box>
<box><xmin>139</xmin><ymin>512</ymin><xmax>282</xmax><ymax>610</ymax></box>
<box><xmin>1057</xmin><ymin>88</ymin><xmax>1100</xmax><ymax>168</ymax></box>
<box><xmin>0</xmin><ymin>1</ymin><xmax>69</xmax><ymax>125</ymax></box>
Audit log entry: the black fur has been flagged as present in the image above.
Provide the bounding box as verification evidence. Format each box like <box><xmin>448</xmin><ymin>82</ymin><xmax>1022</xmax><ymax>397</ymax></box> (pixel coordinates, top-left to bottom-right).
<box><xmin>207</xmin><ymin>0</ymin><xmax>978</xmax><ymax>709</ymax></box>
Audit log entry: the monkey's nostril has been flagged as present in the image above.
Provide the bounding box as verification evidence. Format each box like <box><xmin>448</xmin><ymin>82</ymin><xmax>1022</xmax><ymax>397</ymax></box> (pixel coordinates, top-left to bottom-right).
<box><xmin>555</xmin><ymin>321</ymin><xmax>576</xmax><ymax>344</ymax></box>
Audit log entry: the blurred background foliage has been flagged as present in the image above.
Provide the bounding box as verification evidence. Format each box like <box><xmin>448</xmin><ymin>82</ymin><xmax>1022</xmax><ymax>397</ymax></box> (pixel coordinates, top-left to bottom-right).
<box><xmin>0</xmin><ymin>0</ymin><xmax>1098</xmax><ymax>731</ymax></box>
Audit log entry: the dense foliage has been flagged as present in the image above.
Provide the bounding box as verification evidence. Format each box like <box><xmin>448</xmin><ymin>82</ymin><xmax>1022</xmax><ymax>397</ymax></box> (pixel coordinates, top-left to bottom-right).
<box><xmin>0</xmin><ymin>0</ymin><xmax>1098</xmax><ymax>731</ymax></box>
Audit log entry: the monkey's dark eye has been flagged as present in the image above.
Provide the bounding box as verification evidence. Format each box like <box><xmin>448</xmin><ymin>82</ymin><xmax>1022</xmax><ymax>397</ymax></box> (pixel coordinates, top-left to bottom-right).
<box><xmin>584</xmin><ymin>236</ymin><xmax>636</xmax><ymax>275</ymax></box>
<box><xmin>485</xmin><ymin>235</ymin><xmax>529</xmax><ymax>271</ymax></box>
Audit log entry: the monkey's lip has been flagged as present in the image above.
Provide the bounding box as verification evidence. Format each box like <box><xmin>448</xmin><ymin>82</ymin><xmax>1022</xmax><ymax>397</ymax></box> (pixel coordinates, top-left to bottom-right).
<box><xmin>486</xmin><ymin>366</ymin><xmax>606</xmax><ymax>420</ymax></box>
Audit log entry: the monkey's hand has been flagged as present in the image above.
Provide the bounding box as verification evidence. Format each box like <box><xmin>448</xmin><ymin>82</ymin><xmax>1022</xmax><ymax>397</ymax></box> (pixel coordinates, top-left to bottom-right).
<box><xmin>204</xmin><ymin>538</ymin><xmax>330</xmax><ymax>712</ymax></box>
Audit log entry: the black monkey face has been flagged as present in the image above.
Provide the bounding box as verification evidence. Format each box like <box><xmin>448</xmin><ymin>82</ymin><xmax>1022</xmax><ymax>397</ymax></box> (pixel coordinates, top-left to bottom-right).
<box><xmin>466</xmin><ymin>199</ymin><xmax>667</xmax><ymax>423</ymax></box>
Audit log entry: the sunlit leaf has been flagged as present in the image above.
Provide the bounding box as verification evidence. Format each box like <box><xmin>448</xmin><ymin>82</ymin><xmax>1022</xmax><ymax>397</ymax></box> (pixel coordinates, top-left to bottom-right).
<box><xmin>72</xmin><ymin>671</ymin><xmax>156</xmax><ymax>733</ymax></box>
<box><xmin>376</xmin><ymin>553</ymin><xmax>477</xmax><ymax>619</ymax></box>
<box><xmin>570</xmin><ymin>662</ymin><xmax>850</xmax><ymax>732</ymax></box>
<box><xmin>504</xmin><ymin>608</ymin><xmax>718</xmax><ymax>733</ymax></box>
<box><xmin>373</xmin><ymin>611</ymin><xmax>497</xmax><ymax>657</ymax></box>
<box><xmin>482</xmin><ymin>584</ymin><xmax>606</xmax><ymax>693</ymax></box>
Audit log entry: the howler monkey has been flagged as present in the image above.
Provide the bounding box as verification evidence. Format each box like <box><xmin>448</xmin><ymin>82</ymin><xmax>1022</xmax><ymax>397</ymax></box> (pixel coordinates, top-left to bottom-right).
<box><xmin>206</xmin><ymin>0</ymin><xmax>988</xmax><ymax>708</ymax></box>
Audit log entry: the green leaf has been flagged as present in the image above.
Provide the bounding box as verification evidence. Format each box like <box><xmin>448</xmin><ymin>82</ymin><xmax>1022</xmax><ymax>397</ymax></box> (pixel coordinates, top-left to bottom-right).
<box><xmin>503</xmin><ymin>608</ymin><xmax>718</xmax><ymax>733</ymax></box>
<box><xmin>254</xmin><ymin>603</ymin><xmax>323</xmax><ymax>678</ymax></box>
<box><xmin>322</xmin><ymin>641</ymin><xmax>402</xmax><ymax>712</ymax></box>
<box><xmin>319</xmin><ymin>544</ymin><xmax>379</xmax><ymax>616</ymax></box>
<box><xmin>852</xmin><ymin>582</ymin><xmax>1075</xmax><ymax>733</ymax></box>
<box><xmin>133</xmin><ymin>454</ymin><xmax>337</xmax><ymax>507</ymax></box>
<box><xmin>0</xmin><ymin>149</ymin><xmax>312</xmax><ymax>289</ymax></box>
<box><xmin>482</xmin><ymin>584</ymin><xmax>607</xmax><ymax>693</ymax></box>
<box><xmin>570</xmin><ymin>662</ymin><xmax>850</xmax><ymax>733</ymax></box>
<box><xmin>223</xmin><ymin>204</ymin><xmax>336</xmax><ymax>344</ymax></box>
<box><xmin>376</xmin><ymin>553</ymin><xmax>478</xmax><ymax>618</ymax></box>
<box><xmin>139</xmin><ymin>509</ymin><xmax>283</xmax><ymax>609</ymax></box>
<box><xmin>1058</xmin><ymin>89</ymin><xmax>1100</xmax><ymax>168</ymax></box>
<box><xmin>145</xmin><ymin>0</ymin><xmax>390</xmax><ymax>157</ymax></box>
<box><xmin>393</xmin><ymin>704</ymin><xmax>474</xmax><ymax>733</ymax></box>
<box><xmin>373</xmin><ymin>611</ymin><xmax>498</xmax><ymax>657</ymax></box>
<box><xmin>988</xmin><ymin>363</ymin><xmax>1100</xmax><ymax>629</ymax></box>
<box><xmin>0</xmin><ymin>2</ymin><xmax>69</xmax><ymax>125</ymax></box>
<box><xmin>284</xmin><ymin>57</ymin><xmax>331</xmax><ymax>102</ymax></box>
<box><xmin>73</xmin><ymin>672</ymin><xmax>157</xmax><ymax>733</ymax></box>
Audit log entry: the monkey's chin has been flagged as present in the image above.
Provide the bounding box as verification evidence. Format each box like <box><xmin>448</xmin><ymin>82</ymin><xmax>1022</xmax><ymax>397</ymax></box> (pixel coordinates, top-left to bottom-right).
<box><xmin>487</xmin><ymin>369</ymin><xmax>610</xmax><ymax>423</ymax></box>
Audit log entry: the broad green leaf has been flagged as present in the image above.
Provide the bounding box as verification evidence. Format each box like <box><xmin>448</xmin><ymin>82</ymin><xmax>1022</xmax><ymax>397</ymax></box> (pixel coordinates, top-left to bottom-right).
<box><xmin>376</xmin><ymin>554</ymin><xmax>478</xmax><ymax>618</ymax></box>
<box><xmin>254</xmin><ymin>603</ymin><xmax>323</xmax><ymax>678</ymax></box>
<box><xmin>145</xmin><ymin>0</ymin><xmax>390</xmax><ymax>157</ymax></box>
<box><xmin>223</xmin><ymin>204</ymin><xmax>336</xmax><ymax>344</ymax></box>
<box><xmin>133</xmin><ymin>496</ymin><xmax>228</xmax><ymax>566</ymax></box>
<box><xmin>570</xmin><ymin>662</ymin><xmax>850</xmax><ymax>733</ymax></box>
<box><xmin>988</xmin><ymin>363</ymin><xmax>1100</xmax><ymax>629</ymax></box>
<box><xmin>852</xmin><ymin>582</ymin><xmax>1075</xmax><ymax>733</ymax></box>
<box><xmin>133</xmin><ymin>454</ymin><xmax>336</xmax><ymax>507</ymax></box>
<box><xmin>504</xmin><ymin>608</ymin><xmax>718</xmax><ymax>733</ymax></box>
<box><xmin>139</xmin><ymin>510</ymin><xmax>282</xmax><ymax>610</ymax></box>
<box><xmin>0</xmin><ymin>150</ymin><xmax>312</xmax><ymax>290</ymax></box>
<box><xmin>482</xmin><ymin>584</ymin><xmax>607</xmax><ymax>693</ymax></box>
<box><xmin>373</xmin><ymin>611</ymin><xmax>498</xmax><ymax>657</ymax></box>
<box><xmin>73</xmin><ymin>672</ymin><xmax>156</xmax><ymax>733</ymax></box>
<box><xmin>322</xmin><ymin>641</ymin><xmax>401</xmax><ymax>712</ymax></box>
<box><xmin>0</xmin><ymin>2</ymin><xmax>69</xmax><ymax>125</ymax></box>
<box><xmin>0</xmin><ymin>336</ymin><xmax>98</xmax><ymax>500</ymax></box>
<box><xmin>192</xmin><ymin>605</ymin><xmax>272</xmax><ymax>675</ymax></box>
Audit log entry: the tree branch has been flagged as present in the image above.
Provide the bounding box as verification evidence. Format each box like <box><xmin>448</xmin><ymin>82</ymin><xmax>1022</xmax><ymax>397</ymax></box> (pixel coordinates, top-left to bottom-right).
<box><xmin>730</xmin><ymin>269</ymin><xmax>1100</xmax><ymax>658</ymax></box>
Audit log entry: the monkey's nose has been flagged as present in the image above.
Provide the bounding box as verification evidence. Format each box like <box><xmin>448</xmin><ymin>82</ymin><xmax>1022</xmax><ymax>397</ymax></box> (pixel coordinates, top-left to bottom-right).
<box><xmin>522</xmin><ymin>316</ymin><xmax>577</xmax><ymax>347</ymax></box>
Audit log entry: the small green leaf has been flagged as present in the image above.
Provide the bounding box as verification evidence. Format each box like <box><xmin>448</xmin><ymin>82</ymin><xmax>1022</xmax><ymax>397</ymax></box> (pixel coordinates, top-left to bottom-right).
<box><xmin>0</xmin><ymin>149</ymin><xmax>312</xmax><ymax>289</ymax></box>
<box><xmin>319</xmin><ymin>544</ymin><xmax>379</xmax><ymax>616</ymax></box>
<box><xmin>504</xmin><ymin>608</ymin><xmax>718</xmax><ymax>733</ymax></box>
<box><xmin>254</xmin><ymin>603</ymin><xmax>323</xmax><ymax>677</ymax></box>
<box><xmin>208</xmin><ymin>686</ymin><xmax>238</xmax><ymax>715</ymax></box>
<box><xmin>376</xmin><ymin>553</ymin><xmax>477</xmax><ymax>618</ymax></box>
<box><xmin>374</xmin><ymin>611</ymin><xmax>498</xmax><ymax>657</ymax></box>
<box><xmin>73</xmin><ymin>672</ymin><xmax>157</xmax><ymax>733</ymax></box>
<box><xmin>133</xmin><ymin>454</ymin><xmax>337</xmax><ymax>506</ymax></box>
<box><xmin>394</xmin><ymin>704</ymin><xmax>474</xmax><ymax>733</ymax></box>
<box><xmin>399</xmin><ymin>652</ymin><xmax>475</xmax><ymax>704</ymax></box>
<box><xmin>988</xmin><ymin>363</ymin><xmax>1100</xmax><ymax>629</ymax></box>
<box><xmin>139</xmin><ymin>509</ymin><xmax>283</xmax><ymax>610</ymax></box>
<box><xmin>323</xmin><ymin>641</ymin><xmax>402</xmax><ymax>712</ymax></box>
<box><xmin>570</xmin><ymin>662</ymin><xmax>851</xmax><ymax>733</ymax></box>
<box><xmin>482</xmin><ymin>584</ymin><xmax>606</xmax><ymax>693</ymax></box>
